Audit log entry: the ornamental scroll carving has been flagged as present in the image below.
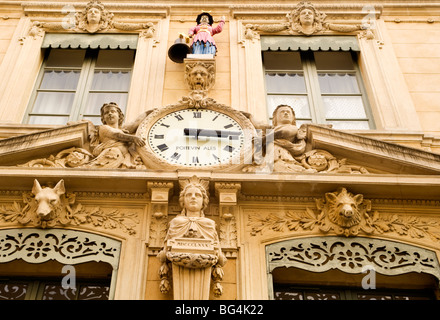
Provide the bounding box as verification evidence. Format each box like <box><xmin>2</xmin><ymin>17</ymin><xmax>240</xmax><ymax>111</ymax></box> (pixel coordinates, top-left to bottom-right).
<box><xmin>266</xmin><ymin>237</ymin><xmax>440</xmax><ymax>281</ymax></box>
<box><xmin>243</xmin><ymin>1</ymin><xmax>374</xmax><ymax>40</ymax></box>
<box><xmin>0</xmin><ymin>228</ymin><xmax>121</xmax><ymax>270</ymax></box>
<box><xmin>0</xmin><ymin>179</ymin><xmax>140</xmax><ymax>234</ymax></box>
<box><xmin>29</xmin><ymin>0</ymin><xmax>155</xmax><ymax>38</ymax></box>
<box><xmin>249</xmin><ymin>187</ymin><xmax>440</xmax><ymax>241</ymax></box>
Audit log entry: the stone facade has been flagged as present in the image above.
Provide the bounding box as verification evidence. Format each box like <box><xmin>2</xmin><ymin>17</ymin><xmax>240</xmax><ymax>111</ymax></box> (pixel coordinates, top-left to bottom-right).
<box><xmin>0</xmin><ymin>0</ymin><xmax>439</xmax><ymax>301</ymax></box>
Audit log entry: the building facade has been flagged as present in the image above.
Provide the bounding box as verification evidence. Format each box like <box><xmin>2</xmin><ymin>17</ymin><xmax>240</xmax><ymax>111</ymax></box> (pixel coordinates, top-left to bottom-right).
<box><xmin>0</xmin><ymin>0</ymin><xmax>439</xmax><ymax>300</ymax></box>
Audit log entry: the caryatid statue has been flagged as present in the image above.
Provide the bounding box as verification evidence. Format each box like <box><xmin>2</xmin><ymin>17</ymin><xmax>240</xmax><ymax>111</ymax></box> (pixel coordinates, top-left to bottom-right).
<box><xmin>157</xmin><ymin>176</ymin><xmax>227</xmax><ymax>299</ymax></box>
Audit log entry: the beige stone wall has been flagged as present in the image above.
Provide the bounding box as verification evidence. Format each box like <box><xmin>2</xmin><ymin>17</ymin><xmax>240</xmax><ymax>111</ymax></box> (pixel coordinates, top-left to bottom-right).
<box><xmin>386</xmin><ymin>21</ymin><xmax>440</xmax><ymax>138</ymax></box>
<box><xmin>0</xmin><ymin>5</ymin><xmax>21</xmax><ymax>65</ymax></box>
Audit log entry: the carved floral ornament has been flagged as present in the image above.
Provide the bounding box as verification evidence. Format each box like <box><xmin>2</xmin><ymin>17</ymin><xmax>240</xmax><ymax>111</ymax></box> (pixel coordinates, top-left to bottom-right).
<box><xmin>249</xmin><ymin>187</ymin><xmax>440</xmax><ymax>241</ymax></box>
<box><xmin>0</xmin><ymin>179</ymin><xmax>140</xmax><ymax>234</ymax></box>
<box><xmin>28</xmin><ymin>0</ymin><xmax>155</xmax><ymax>38</ymax></box>
<box><xmin>266</xmin><ymin>237</ymin><xmax>440</xmax><ymax>282</ymax></box>
<box><xmin>243</xmin><ymin>1</ymin><xmax>375</xmax><ymax>40</ymax></box>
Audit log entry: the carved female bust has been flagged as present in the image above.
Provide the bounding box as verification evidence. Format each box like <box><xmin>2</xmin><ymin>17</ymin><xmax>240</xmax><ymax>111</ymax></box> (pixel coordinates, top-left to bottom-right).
<box><xmin>287</xmin><ymin>1</ymin><xmax>326</xmax><ymax>35</ymax></box>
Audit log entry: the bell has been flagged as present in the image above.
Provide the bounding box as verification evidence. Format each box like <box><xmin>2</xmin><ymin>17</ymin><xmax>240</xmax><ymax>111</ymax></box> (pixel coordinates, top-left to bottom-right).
<box><xmin>168</xmin><ymin>36</ymin><xmax>191</xmax><ymax>63</ymax></box>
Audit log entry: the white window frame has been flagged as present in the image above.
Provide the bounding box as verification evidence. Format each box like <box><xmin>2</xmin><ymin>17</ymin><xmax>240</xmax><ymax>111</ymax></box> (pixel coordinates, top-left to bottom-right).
<box><xmin>24</xmin><ymin>47</ymin><xmax>135</xmax><ymax>125</ymax></box>
<box><xmin>263</xmin><ymin>50</ymin><xmax>375</xmax><ymax>129</ymax></box>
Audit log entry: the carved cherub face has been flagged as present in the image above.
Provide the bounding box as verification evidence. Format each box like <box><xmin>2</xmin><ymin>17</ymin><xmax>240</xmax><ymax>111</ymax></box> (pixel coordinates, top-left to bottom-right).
<box><xmin>274</xmin><ymin>106</ymin><xmax>295</xmax><ymax>125</ymax></box>
<box><xmin>101</xmin><ymin>103</ymin><xmax>124</xmax><ymax>127</ymax></box>
<box><xmin>299</xmin><ymin>8</ymin><xmax>314</xmax><ymax>26</ymax></box>
<box><xmin>87</xmin><ymin>6</ymin><xmax>102</xmax><ymax>25</ymax></box>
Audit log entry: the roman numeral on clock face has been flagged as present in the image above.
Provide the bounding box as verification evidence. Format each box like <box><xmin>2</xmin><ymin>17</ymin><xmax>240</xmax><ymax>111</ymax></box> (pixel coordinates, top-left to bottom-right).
<box><xmin>171</xmin><ymin>152</ymin><xmax>181</xmax><ymax>160</ymax></box>
<box><xmin>193</xmin><ymin>112</ymin><xmax>201</xmax><ymax>118</ymax></box>
<box><xmin>157</xmin><ymin>144</ymin><xmax>169</xmax><ymax>152</ymax></box>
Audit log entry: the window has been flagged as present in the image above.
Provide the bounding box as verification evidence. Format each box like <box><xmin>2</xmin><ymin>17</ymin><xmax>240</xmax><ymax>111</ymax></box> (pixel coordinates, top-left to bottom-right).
<box><xmin>274</xmin><ymin>285</ymin><xmax>436</xmax><ymax>300</ymax></box>
<box><xmin>263</xmin><ymin>50</ymin><xmax>374</xmax><ymax>130</ymax></box>
<box><xmin>0</xmin><ymin>278</ymin><xmax>110</xmax><ymax>300</ymax></box>
<box><xmin>271</xmin><ymin>267</ymin><xmax>439</xmax><ymax>301</ymax></box>
<box><xmin>25</xmin><ymin>48</ymin><xmax>135</xmax><ymax>125</ymax></box>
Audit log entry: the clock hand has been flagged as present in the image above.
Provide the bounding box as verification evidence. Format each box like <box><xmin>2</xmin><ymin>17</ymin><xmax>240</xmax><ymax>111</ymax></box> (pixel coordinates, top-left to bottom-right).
<box><xmin>184</xmin><ymin>128</ymin><xmax>241</xmax><ymax>139</ymax></box>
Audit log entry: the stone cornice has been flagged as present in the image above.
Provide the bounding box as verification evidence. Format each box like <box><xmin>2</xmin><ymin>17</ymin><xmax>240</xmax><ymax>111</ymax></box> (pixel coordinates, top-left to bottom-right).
<box><xmin>0</xmin><ymin>168</ymin><xmax>439</xmax><ymax>200</ymax></box>
<box><xmin>21</xmin><ymin>1</ymin><xmax>170</xmax><ymax>19</ymax></box>
<box><xmin>307</xmin><ymin>124</ymin><xmax>440</xmax><ymax>175</ymax></box>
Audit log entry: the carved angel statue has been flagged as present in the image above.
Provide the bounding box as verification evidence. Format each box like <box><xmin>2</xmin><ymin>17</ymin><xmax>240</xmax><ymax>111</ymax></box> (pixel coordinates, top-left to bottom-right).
<box><xmin>243</xmin><ymin>104</ymin><xmax>314</xmax><ymax>173</ymax></box>
<box><xmin>83</xmin><ymin>102</ymin><xmax>148</xmax><ymax>169</ymax></box>
<box><xmin>157</xmin><ymin>176</ymin><xmax>227</xmax><ymax>297</ymax></box>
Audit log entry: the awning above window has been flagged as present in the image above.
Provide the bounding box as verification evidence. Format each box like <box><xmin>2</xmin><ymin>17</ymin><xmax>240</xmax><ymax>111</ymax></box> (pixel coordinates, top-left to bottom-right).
<box><xmin>42</xmin><ymin>33</ymin><xmax>138</xmax><ymax>49</ymax></box>
<box><xmin>261</xmin><ymin>35</ymin><xmax>360</xmax><ymax>52</ymax></box>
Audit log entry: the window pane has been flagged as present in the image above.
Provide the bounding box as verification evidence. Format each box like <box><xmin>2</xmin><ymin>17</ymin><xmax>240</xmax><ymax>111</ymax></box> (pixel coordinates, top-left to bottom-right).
<box><xmin>32</xmin><ymin>92</ymin><xmax>75</xmax><ymax>114</ymax></box>
<box><xmin>45</xmin><ymin>49</ymin><xmax>86</xmax><ymax>68</ymax></box>
<box><xmin>267</xmin><ymin>95</ymin><xmax>311</xmax><ymax>119</ymax></box>
<box><xmin>266</xmin><ymin>73</ymin><xmax>306</xmax><ymax>93</ymax></box>
<box><xmin>83</xmin><ymin>93</ymin><xmax>127</xmax><ymax>115</ymax></box>
<box><xmin>77</xmin><ymin>285</ymin><xmax>109</xmax><ymax>300</ymax></box>
<box><xmin>95</xmin><ymin>50</ymin><xmax>135</xmax><ymax>68</ymax></box>
<box><xmin>82</xmin><ymin>116</ymin><xmax>101</xmax><ymax>125</ymax></box>
<box><xmin>314</xmin><ymin>51</ymin><xmax>355</xmax><ymax>70</ymax></box>
<box><xmin>323</xmin><ymin>96</ymin><xmax>366</xmax><ymax>119</ymax></box>
<box><xmin>0</xmin><ymin>283</ymin><xmax>28</xmax><ymax>300</ymax></box>
<box><xmin>318</xmin><ymin>73</ymin><xmax>360</xmax><ymax>94</ymax></box>
<box><xmin>40</xmin><ymin>70</ymin><xmax>81</xmax><ymax>90</ymax></box>
<box><xmin>91</xmin><ymin>71</ymin><xmax>131</xmax><ymax>91</ymax></box>
<box><xmin>327</xmin><ymin>120</ymin><xmax>370</xmax><ymax>130</ymax></box>
<box><xmin>263</xmin><ymin>51</ymin><xmax>302</xmax><ymax>70</ymax></box>
<box><xmin>42</xmin><ymin>284</ymin><xmax>77</xmax><ymax>300</ymax></box>
<box><xmin>28</xmin><ymin>115</ymin><xmax>70</xmax><ymax>125</ymax></box>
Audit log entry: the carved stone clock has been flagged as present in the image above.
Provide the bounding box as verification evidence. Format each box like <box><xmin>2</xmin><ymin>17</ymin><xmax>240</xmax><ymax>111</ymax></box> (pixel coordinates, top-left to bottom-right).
<box><xmin>136</xmin><ymin>102</ymin><xmax>256</xmax><ymax>171</ymax></box>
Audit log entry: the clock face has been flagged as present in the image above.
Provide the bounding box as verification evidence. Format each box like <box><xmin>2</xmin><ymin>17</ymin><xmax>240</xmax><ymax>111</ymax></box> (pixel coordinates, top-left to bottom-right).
<box><xmin>147</xmin><ymin>109</ymin><xmax>245</xmax><ymax>167</ymax></box>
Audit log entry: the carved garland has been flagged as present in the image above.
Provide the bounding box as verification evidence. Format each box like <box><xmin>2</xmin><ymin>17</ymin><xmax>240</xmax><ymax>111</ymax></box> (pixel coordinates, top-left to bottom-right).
<box><xmin>266</xmin><ymin>236</ymin><xmax>440</xmax><ymax>281</ymax></box>
<box><xmin>0</xmin><ymin>180</ymin><xmax>140</xmax><ymax>235</ymax></box>
<box><xmin>249</xmin><ymin>188</ymin><xmax>440</xmax><ymax>241</ymax></box>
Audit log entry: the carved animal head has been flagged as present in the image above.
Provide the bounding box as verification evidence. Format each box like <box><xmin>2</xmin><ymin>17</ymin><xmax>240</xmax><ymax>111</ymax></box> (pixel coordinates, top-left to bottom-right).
<box><xmin>325</xmin><ymin>188</ymin><xmax>363</xmax><ymax>228</ymax></box>
<box><xmin>184</xmin><ymin>62</ymin><xmax>215</xmax><ymax>91</ymax></box>
<box><xmin>32</xmin><ymin>179</ymin><xmax>65</xmax><ymax>222</ymax></box>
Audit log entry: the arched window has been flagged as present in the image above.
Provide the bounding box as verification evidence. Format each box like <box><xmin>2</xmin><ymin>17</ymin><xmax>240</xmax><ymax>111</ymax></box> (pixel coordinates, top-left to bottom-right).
<box><xmin>266</xmin><ymin>237</ymin><xmax>440</xmax><ymax>300</ymax></box>
<box><xmin>0</xmin><ymin>228</ymin><xmax>121</xmax><ymax>300</ymax></box>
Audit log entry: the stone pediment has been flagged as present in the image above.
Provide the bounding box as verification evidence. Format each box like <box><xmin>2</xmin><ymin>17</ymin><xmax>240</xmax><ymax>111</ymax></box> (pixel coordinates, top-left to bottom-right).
<box><xmin>306</xmin><ymin>124</ymin><xmax>440</xmax><ymax>175</ymax></box>
<box><xmin>0</xmin><ymin>122</ymin><xmax>89</xmax><ymax>167</ymax></box>
<box><xmin>0</xmin><ymin>120</ymin><xmax>439</xmax><ymax>176</ymax></box>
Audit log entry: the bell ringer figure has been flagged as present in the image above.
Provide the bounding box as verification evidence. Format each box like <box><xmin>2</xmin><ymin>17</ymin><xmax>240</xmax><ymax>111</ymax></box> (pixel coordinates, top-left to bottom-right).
<box><xmin>188</xmin><ymin>12</ymin><xmax>225</xmax><ymax>56</ymax></box>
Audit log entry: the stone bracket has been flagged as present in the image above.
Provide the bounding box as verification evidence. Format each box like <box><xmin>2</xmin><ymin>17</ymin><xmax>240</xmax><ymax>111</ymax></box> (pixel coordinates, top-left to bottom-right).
<box><xmin>215</xmin><ymin>182</ymin><xmax>241</xmax><ymax>251</ymax></box>
<box><xmin>147</xmin><ymin>181</ymin><xmax>174</xmax><ymax>249</ymax></box>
